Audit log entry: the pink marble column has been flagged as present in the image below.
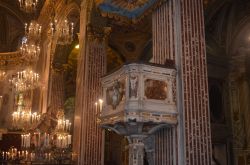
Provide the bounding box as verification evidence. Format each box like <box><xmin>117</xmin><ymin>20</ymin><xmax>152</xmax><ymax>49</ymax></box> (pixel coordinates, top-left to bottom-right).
<box><xmin>73</xmin><ymin>4</ymin><xmax>108</xmax><ymax>163</ymax></box>
<box><xmin>73</xmin><ymin>1</ymin><xmax>91</xmax><ymax>162</ymax></box>
<box><xmin>152</xmin><ymin>0</ymin><xmax>212</xmax><ymax>164</ymax></box>
<box><xmin>50</xmin><ymin>70</ymin><xmax>65</xmax><ymax>112</ymax></box>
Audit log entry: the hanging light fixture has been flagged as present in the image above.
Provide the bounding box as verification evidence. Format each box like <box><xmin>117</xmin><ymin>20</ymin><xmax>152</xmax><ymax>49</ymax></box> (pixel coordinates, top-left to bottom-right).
<box><xmin>20</xmin><ymin>43</ymin><xmax>40</xmax><ymax>62</ymax></box>
<box><xmin>18</xmin><ymin>20</ymin><xmax>42</xmax><ymax>62</ymax></box>
<box><xmin>18</xmin><ymin>0</ymin><xmax>39</xmax><ymax>13</ymax></box>
<box><xmin>25</xmin><ymin>21</ymin><xmax>42</xmax><ymax>42</ymax></box>
<box><xmin>57</xmin><ymin>19</ymin><xmax>74</xmax><ymax>45</ymax></box>
<box><xmin>47</xmin><ymin>0</ymin><xmax>74</xmax><ymax>45</ymax></box>
<box><xmin>9</xmin><ymin>68</ymin><xmax>40</xmax><ymax>92</ymax></box>
<box><xmin>55</xmin><ymin>110</ymin><xmax>72</xmax><ymax>148</ymax></box>
<box><xmin>12</xmin><ymin>93</ymin><xmax>41</xmax><ymax>130</ymax></box>
<box><xmin>50</xmin><ymin>18</ymin><xmax>74</xmax><ymax>45</ymax></box>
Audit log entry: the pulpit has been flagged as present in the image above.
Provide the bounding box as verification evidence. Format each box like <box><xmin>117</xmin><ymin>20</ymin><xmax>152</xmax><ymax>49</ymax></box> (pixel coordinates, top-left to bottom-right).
<box><xmin>99</xmin><ymin>63</ymin><xmax>177</xmax><ymax>165</ymax></box>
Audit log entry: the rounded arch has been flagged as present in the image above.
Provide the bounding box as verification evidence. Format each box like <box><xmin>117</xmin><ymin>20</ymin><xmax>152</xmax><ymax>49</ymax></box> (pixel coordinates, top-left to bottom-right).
<box><xmin>53</xmin><ymin>2</ymin><xmax>80</xmax><ymax>46</ymax></box>
<box><xmin>0</xmin><ymin>2</ymin><xmax>26</xmax><ymax>24</ymax></box>
<box><xmin>229</xmin><ymin>15</ymin><xmax>250</xmax><ymax>54</ymax></box>
<box><xmin>55</xmin><ymin>2</ymin><xmax>80</xmax><ymax>25</ymax></box>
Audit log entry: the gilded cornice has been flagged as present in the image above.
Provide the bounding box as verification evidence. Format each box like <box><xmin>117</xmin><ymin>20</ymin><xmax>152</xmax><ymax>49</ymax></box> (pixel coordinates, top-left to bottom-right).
<box><xmin>0</xmin><ymin>51</ymin><xmax>30</xmax><ymax>69</ymax></box>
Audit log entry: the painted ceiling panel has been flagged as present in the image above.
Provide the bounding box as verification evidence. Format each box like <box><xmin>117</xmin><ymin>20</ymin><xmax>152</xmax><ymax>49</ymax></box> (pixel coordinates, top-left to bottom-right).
<box><xmin>96</xmin><ymin>0</ymin><xmax>164</xmax><ymax>22</ymax></box>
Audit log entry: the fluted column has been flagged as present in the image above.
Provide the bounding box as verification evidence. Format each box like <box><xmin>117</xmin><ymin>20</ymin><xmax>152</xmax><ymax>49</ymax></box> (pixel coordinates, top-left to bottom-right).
<box><xmin>73</xmin><ymin>0</ymin><xmax>92</xmax><ymax>160</ymax></box>
<box><xmin>152</xmin><ymin>0</ymin><xmax>175</xmax><ymax>63</ymax></box>
<box><xmin>152</xmin><ymin>0</ymin><xmax>212</xmax><ymax>164</ymax></box>
<box><xmin>73</xmin><ymin>1</ymin><xmax>109</xmax><ymax>163</ymax></box>
<box><xmin>78</xmin><ymin>27</ymin><xmax>107</xmax><ymax>165</ymax></box>
<box><xmin>50</xmin><ymin>69</ymin><xmax>65</xmax><ymax>112</ymax></box>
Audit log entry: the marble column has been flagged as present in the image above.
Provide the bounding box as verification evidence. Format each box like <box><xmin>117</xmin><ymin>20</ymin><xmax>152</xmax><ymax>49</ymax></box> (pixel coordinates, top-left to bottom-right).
<box><xmin>73</xmin><ymin>1</ymin><xmax>109</xmax><ymax>163</ymax></box>
<box><xmin>75</xmin><ymin>27</ymin><xmax>107</xmax><ymax>165</ymax></box>
<box><xmin>152</xmin><ymin>0</ymin><xmax>212</xmax><ymax>164</ymax></box>
<box><xmin>50</xmin><ymin>69</ymin><xmax>65</xmax><ymax>112</ymax></box>
<box><xmin>128</xmin><ymin>136</ymin><xmax>145</xmax><ymax>165</ymax></box>
<box><xmin>73</xmin><ymin>0</ymin><xmax>92</xmax><ymax>161</ymax></box>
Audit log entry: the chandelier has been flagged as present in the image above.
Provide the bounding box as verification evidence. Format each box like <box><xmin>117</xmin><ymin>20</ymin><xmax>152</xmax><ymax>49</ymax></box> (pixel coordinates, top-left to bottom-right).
<box><xmin>12</xmin><ymin>93</ymin><xmax>41</xmax><ymax>130</ymax></box>
<box><xmin>25</xmin><ymin>21</ymin><xmax>42</xmax><ymax>42</ymax></box>
<box><xmin>55</xmin><ymin>110</ymin><xmax>72</xmax><ymax>148</ymax></box>
<box><xmin>12</xmin><ymin>110</ymin><xmax>41</xmax><ymax>129</ymax></box>
<box><xmin>20</xmin><ymin>43</ymin><xmax>40</xmax><ymax>62</ymax></box>
<box><xmin>3</xmin><ymin>109</ymin><xmax>74</xmax><ymax>164</ymax></box>
<box><xmin>18</xmin><ymin>0</ymin><xmax>39</xmax><ymax>13</ymax></box>
<box><xmin>50</xmin><ymin>19</ymin><xmax>74</xmax><ymax>45</ymax></box>
<box><xmin>9</xmin><ymin>68</ymin><xmax>39</xmax><ymax>92</ymax></box>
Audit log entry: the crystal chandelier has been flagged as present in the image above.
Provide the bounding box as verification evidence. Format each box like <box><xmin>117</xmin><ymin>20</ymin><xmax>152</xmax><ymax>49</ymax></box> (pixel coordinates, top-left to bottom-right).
<box><xmin>18</xmin><ymin>0</ymin><xmax>39</xmax><ymax>13</ymax></box>
<box><xmin>3</xmin><ymin>109</ymin><xmax>74</xmax><ymax>164</ymax></box>
<box><xmin>20</xmin><ymin>43</ymin><xmax>40</xmax><ymax>62</ymax></box>
<box><xmin>50</xmin><ymin>19</ymin><xmax>74</xmax><ymax>45</ymax></box>
<box><xmin>12</xmin><ymin>93</ymin><xmax>41</xmax><ymax>130</ymax></box>
<box><xmin>55</xmin><ymin>110</ymin><xmax>72</xmax><ymax>148</ymax></box>
<box><xmin>9</xmin><ymin>68</ymin><xmax>39</xmax><ymax>92</ymax></box>
<box><xmin>12</xmin><ymin>110</ymin><xmax>41</xmax><ymax>129</ymax></box>
<box><xmin>25</xmin><ymin>21</ymin><xmax>42</xmax><ymax>42</ymax></box>
<box><xmin>18</xmin><ymin>21</ymin><xmax>41</xmax><ymax>62</ymax></box>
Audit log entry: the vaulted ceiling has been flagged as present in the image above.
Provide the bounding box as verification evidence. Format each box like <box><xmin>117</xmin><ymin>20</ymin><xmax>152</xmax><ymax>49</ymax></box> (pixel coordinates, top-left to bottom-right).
<box><xmin>204</xmin><ymin>0</ymin><xmax>250</xmax><ymax>56</ymax></box>
<box><xmin>0</xmin><ymin>6</ymin><xmax>23</xmax><ymax>52</ymax></box>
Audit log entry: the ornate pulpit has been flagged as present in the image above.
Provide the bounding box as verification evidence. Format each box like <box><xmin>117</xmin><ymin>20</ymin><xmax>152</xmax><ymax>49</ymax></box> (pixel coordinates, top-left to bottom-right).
<box><xmin>99</xmin><ymin>63</ymin><xmax>177</xmax><ymax>165</ymax></box>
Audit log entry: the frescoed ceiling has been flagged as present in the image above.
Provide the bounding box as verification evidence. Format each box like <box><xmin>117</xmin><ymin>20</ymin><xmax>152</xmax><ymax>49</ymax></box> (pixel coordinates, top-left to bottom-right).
<box><xmin>96</xmin><ymin>0</ymin><xmax>164</xmax><ymax>23</ymax></box>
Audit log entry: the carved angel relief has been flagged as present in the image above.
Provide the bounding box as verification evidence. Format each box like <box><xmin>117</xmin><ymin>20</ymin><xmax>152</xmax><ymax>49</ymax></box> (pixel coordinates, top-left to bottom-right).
<box><xmin>106</xmin><ymin>80</ymin><xmax>125</xmax><ymax>109</ymax></box>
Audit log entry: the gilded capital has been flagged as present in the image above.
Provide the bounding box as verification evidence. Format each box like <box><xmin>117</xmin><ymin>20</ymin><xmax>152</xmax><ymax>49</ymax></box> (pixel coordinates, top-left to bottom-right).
<box><xmin>87</xmin><ymin>25</ymin><xmax>111</xmax><ymax>43</ymax></box>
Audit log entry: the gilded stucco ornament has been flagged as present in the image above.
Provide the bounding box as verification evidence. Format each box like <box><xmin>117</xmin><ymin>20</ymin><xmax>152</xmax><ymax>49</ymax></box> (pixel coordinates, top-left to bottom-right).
<box><xmin>87</xmin><ymin>25</ymin><xmax>111</xmax><ymax>42</ymax></box>
<box><xmin>0</xmin><ymin>51</ymin><xmax>30</xmax><ymax>69</ymax></box>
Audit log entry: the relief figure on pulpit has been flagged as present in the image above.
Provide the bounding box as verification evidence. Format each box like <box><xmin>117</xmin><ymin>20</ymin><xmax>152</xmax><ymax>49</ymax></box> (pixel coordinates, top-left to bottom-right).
<box><xmin>106</xmin><ymin>81</ymin><xmax>125</xmax><ymax>109</ymax></box>
<box><xmin>129</xmin><ymin>75</ymin><xmax>138</xmax><ymax>98</ymax></box>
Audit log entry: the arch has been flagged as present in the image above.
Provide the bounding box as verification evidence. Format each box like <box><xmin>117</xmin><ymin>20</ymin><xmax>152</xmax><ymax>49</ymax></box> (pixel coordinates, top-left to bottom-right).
<box><xmin>0</xmin><ymin>2</ymin><xmax>26</xmax><ymax>24</ymax></box>
<box><xmin>229</xmin><ymin>14</ymin><xmax>250</xmax><ymax>54</ymax></box>
<box><xmin>55</xmin><ymin>2</ymin><xmax>80</xmax><ymax>25</ymax></box>
<box><xmin>52</xmin><ymin>2</ymin><xmax>80</xmax><ymax>47</ymax></box>
<box><xmin>148</xmin><ymin>124</ymin><xmax>170</xmax><ymax>134</ymax></box>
